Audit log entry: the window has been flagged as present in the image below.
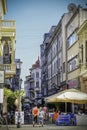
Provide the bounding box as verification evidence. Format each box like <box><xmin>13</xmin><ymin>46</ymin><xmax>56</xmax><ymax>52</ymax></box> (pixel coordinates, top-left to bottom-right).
<box><xmin>58</xmin><ymin>58</ymin><xmax>60</xmax><ymax>67</ymax></box>
<box><xmin>68</xmin><ymin>56</ymin><xmax>77</xmax><ymax>72</ymax></box>
<box><xmin>80</xmin><ymin>44</ymin><xmax>83</xmax><ymax>63</ymax></box>
<box><xmin>36</xmin><ymin>72</ymin><xmax>39</xmax><ymax>78</ymax></box>
<box><xmin>36</xmin><ymin>81</ymin><xmax>39</xmax><ymax>88</ymax></box>
<box><xmin>68</xmin><ymin>33</ymin><xmax>77</xmax><ymax>48</ymax></box>
<box><xmin>32</xmin><ymin>73</ymin><xmax>35</xmax><ymax>79</ymax></box>
<box><xmin>85</xmin><ymin>41</ymin><xmax>87</xmax><ymax>63</ymax></box>
<box><xmin>63</xmin><ymin>62</ymin><xmax>65</xmax><ymax>73</ymax></box>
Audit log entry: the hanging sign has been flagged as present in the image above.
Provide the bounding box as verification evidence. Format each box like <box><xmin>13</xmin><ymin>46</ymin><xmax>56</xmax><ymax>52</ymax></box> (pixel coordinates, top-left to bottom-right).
<box><xmin>0</xmin><ymin>70</ymin><xmax>4</xmax><ymax>84</ymax></box>
<box><xmin>0</xmin><ymin>89</ymin><xmax>4</xmax><ymax>103</ymax></box>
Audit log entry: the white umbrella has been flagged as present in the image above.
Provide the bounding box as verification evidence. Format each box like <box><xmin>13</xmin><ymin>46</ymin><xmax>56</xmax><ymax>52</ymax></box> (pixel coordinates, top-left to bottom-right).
<box><xmin>47</xmin><ymin>89</ymin><xmax>87</xmax><ymax>104</ymax></box>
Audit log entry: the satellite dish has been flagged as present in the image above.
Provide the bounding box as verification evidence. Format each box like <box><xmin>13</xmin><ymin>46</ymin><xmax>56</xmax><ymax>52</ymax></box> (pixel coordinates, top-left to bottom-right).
<box><xmin>68</xmin><ymin>3</ymin><xmax>77</xmax><ymax>12</ymax></box>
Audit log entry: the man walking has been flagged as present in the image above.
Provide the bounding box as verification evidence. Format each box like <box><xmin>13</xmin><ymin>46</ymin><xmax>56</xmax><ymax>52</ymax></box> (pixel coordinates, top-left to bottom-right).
<box><xmin>32</xmin><ymin>105</ymin><xmax>39</xmax><ymax>127</ymax></box>
<box><xmin>38</xmin><ymin>107</ymin><xmax>45</xmax><ymax>127</ymax></box>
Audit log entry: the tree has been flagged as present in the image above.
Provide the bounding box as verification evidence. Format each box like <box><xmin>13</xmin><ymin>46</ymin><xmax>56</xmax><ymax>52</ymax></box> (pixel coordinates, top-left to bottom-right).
<box><xmin>3</xmin><ymin>88</ymin><xmax>12</xmax><ymax>114</ymax></box>
<box><xmin>3</xmin><ymin>88</ymin><xmax>25</xmax><ymax>114</ymax></box>
<box><xmin>14</xmin><ymin>90</ymin><xmax>25</xmax><ymax>111</ymax></box>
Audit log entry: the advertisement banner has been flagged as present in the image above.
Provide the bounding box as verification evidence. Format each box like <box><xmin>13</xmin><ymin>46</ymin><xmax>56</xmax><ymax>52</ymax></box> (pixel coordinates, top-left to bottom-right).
<box><xmin>0</xmin><ymin>89</ymin><xmax>4</xmax><ymax>103</ymax></box>
<box><xmin>15</xmin><ymin>111</ymin><xmax>24</xmax><ymax>124</ymax></box>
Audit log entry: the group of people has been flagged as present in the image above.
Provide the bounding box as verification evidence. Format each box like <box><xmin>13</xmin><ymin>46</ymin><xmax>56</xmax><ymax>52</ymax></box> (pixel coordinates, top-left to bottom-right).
<box><xmin>32</xmin><ymin>105</ymin><xmax>61</xmax><ymax>127</ymax></box>
<box><xmin>32</xmin><ymin>105</ymin><xmax>46</xmax><ymax>127</ymax></box>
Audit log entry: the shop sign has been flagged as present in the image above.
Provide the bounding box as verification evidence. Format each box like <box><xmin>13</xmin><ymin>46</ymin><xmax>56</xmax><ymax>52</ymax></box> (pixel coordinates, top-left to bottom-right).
<box><xmin>68</xmin><ymin>78</ymin><xmax>78</xmax><ymax>89</ymax></box>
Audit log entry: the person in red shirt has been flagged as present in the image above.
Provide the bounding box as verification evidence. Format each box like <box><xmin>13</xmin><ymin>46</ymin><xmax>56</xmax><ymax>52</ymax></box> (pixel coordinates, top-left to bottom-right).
<box><xmin>53</xmin><ymin>110</ymin><xmax>59</xmax><ymax>123</ymax></box>
<box><xmin>32</xmin><ymin>105</ymin><xmax>39</xmax><ymax>127</ymax></box>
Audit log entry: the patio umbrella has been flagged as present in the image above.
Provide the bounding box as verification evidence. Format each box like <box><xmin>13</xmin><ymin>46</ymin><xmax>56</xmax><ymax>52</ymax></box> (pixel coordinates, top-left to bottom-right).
<box><xmin>47</xmin><ymin>89</ymin><xmax>87</xmax><ymax>104</ymax></box>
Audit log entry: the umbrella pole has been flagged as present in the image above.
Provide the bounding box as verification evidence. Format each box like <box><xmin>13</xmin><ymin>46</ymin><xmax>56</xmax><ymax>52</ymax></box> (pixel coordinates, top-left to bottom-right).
<box><xmin>65</xmin><ymin>102</ymin><xmax>67</xmax><ymax>113</ymax></box>
<box><xmin>72</xmin><ymin>103</ymin><xmax>74</xmax><ymax>113</ymax></box>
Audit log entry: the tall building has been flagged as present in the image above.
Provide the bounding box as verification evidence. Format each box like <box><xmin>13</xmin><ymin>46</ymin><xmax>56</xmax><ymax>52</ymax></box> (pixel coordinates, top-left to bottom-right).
<box><xmin>40</xmin><ymin>33</ymin><xmax>50</xmax><ymax>97</ymax></box>
<box><xmin>0</xmin><ymin>0</ymin><xmax>16</xmax><ymax>114</ymax></box>
<box><xmin>40</xmin><ymin>3</ymin><xmax>87</xmax><ymax>111</ymax></box>
<box><xmin>24</xmin><ymin>57</ymin><xmax>41</xmax><ymax>106</ymax></box>
<box><xmin>40</xmin><ymin>10</ymin><xmax>72</xmax><ymax>97</ymax></box>
<box><xmin>66</xmin><ymin>4</ymin><xmax>87</xmax><ymax>91</ymax></box>
<box><xmin>77</xmin><ymin>20</ymin><xmax>87</xmax><ymax>93</ymax></box>
<box><xmin>0</xmin><ymin>0</ymin><xmax>16</xmax><ymax>80</ymax></box>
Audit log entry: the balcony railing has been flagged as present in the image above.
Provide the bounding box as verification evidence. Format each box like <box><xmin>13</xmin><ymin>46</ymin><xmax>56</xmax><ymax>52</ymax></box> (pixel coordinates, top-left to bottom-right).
<box><xmin>0</xmin><ymin>64</ymin><xmax>16</xmax><ymax>77</ymax></box>
<box><xmin>35</xmin><ymin>87</ymin><xmax>40</xmax><ymax>91</ymax></box>
<box><xmin>0</xmin><ymin>20</ymin><xmax>16</xmax><ymax>28</ymax></box>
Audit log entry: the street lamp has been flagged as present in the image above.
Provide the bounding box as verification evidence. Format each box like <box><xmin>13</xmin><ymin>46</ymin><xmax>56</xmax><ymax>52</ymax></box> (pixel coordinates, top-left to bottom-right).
<box><xmin>18</xmin><ymin>78</ymin><xmax>23</xmax><ymax>111</ymax></box>
<box><xmin>17</xmin><ymin>78</ymin><xmax>23</xmax><ymax>128</ymax></box>
<box><xmin>16</xmin><ymin>60</ymin><xmax>23</xmax><ymax>128</ymax></box>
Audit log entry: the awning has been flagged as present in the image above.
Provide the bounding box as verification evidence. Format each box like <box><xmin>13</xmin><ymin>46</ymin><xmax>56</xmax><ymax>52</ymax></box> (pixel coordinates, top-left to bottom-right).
<box><xmin>45</xmin><ymin>92</ymin><xmax>61</xmax><ymax>102</ymax></box>
<box><xmin>47</xmin><ymin>89</ymin><xmax>87</xmax><ymax>104</ymax></box>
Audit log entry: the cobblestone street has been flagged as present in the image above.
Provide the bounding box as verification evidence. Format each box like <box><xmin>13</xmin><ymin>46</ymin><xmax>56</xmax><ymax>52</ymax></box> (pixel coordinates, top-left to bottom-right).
<box><xmin>0</xmin><ymin>125</ymin><xmax>87</xmax><ymax>130</ymax></box>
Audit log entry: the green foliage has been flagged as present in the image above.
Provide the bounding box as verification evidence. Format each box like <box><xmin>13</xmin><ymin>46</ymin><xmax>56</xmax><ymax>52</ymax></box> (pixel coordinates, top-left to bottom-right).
<box><xmin>7</xmin><ymin>96</ymin><xmax>16</xmax><ymax>105</ymax></box>
<box><xmin>4</xmin><ymin>88</ymin><xmax>12</xmax><ymax>97</ymax></box>
<box><xmin>4</xmin><ymin>88</ymin><xmax>25</xmax><ymax>111</ymax></box>
<box><xmin>4</xmin><ymin>88</ymin><xmax>25</xmax><ymax>99</ymax></box>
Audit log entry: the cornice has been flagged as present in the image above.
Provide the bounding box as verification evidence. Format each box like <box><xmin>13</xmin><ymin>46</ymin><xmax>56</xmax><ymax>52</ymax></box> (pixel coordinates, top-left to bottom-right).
<box><xmin>77</xmin><ymin>20</ymin><xmax>87</xmax><ymax>35</ymax></box>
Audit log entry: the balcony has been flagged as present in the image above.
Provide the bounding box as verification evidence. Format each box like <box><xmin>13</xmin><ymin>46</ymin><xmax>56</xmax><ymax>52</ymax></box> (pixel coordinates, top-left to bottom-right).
<box><xmin>0</xmin><ymin>64</ymin><xmax>16</xmax><ymax>78</ymax></box>
<box><xmin>35</xmin><ymin>87</ymin><xmax>40</xmax><ymax>91</ymax></box>
<box><xmin>0</xmin><ymin>20</ymin><xmax>16</xmax><ymax>37</ymax></box>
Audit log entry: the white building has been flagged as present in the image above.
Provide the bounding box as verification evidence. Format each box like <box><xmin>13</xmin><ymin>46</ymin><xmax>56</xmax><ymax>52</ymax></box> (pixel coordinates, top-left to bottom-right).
<box><xmin>29</xmin><ymin>57</ymin><xmax>41</xmax><ymax>100</ymax></box>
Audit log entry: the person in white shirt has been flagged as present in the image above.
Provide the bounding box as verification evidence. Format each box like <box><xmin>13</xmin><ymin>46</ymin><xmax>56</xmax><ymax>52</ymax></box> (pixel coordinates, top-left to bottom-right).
<box><xmin>38</xmin><ymin>107</ymin><xmax>45</xmax><ymax>127</ymax></box>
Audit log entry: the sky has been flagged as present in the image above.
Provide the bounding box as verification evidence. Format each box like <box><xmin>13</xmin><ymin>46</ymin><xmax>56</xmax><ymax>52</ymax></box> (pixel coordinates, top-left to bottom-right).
<box><xmin>5</xmin><ymin>0</ymin><xmax>87</xmax><ymax>87</ymax></box>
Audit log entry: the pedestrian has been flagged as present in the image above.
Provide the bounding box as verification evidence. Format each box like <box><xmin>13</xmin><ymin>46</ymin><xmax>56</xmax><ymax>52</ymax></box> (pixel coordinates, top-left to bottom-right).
<box><xmin>43</xmin><ymin>106</ymin><xmax>48</xmax><ymax>124</ymax></box>
<box><xmin>53</xmin><ymin>109</ymin><xmax>59</xmax><ymax>124</ymax></box>
<box><xmin>32</xmin><ymin>105</ymin><xmax>39</xmax><ymax>127</ymax></box>
<box><xmin>38</xmin><ymin>107</ymin><xmax>45</xmax><ymax>127</ymax></box>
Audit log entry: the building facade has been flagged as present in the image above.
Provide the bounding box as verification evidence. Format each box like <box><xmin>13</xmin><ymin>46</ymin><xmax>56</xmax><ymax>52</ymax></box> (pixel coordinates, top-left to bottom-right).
<box><xmin>0</xmin><ymin>0</ymin><xmax>17</xmax><ymax>114</ymax></box>
<box><xmin>40</xmin><ymin>4</ymin><xmax>87</xmax><ymax>101</ymax></box>
<box><xmin>66</xmin><ymin>5</ymin><xmax>87</xmax><ymax>91</ymax></box>
<box><xmin>40</xmin><ymin>7</ymin><xmax>72</xmax><ymax>97</ymax></box>
<box><xmin>77</xmin><ymin>20</ymin><xmax>87</xmax><ymax>93</ymax></box>
<box><xmin>24</xmin><ymin>57</ymin><xmax>41</xmax><ymax>105</ymax></box>
<box><xmin>0</xmin><ymin>0</ymin><xmax>16</xmax><ymax>80</ymax></box>
<box><xmin>40</xmin><ymin>33</ymin><xmax>50</xmax><ymax>97</ymax></box>
<box><xmin>11</xmin><ymin>59</ymin><xmax>23</xmax><ymax>91</ymax></box>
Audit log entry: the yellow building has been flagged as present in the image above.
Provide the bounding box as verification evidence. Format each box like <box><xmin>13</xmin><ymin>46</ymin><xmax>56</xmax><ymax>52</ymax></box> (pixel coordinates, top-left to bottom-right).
<box><xmin>0</xmin><ymin>0</ymin><xmax>16</xmax><ymax>79</ymax></box>
<box><xmin>77</xmin><ymin>20</ymin><xmax>87</xmax><ymax>93</ymax></box>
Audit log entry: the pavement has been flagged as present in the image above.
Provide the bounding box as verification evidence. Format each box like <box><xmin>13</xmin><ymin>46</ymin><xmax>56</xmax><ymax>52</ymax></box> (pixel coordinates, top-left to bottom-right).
<box><xmin>0</xmin><ymin>125</ymin><xmax>87</xmax><ymax>130</ymax></box>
